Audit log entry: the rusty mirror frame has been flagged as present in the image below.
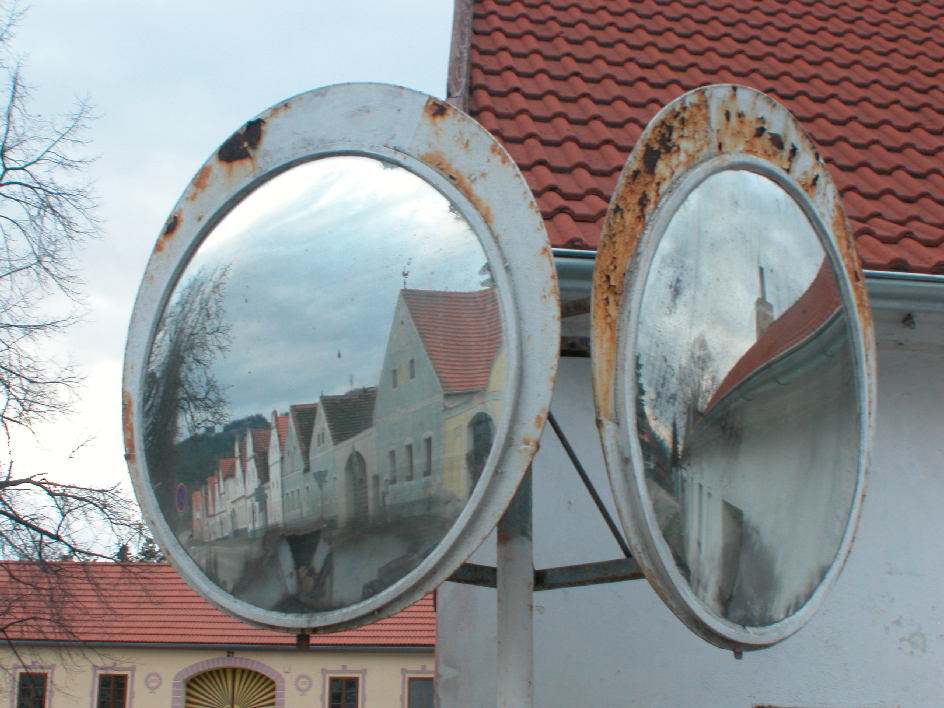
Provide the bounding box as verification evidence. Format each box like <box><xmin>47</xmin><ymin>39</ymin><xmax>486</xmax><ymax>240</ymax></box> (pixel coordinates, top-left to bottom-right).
<box><xmin>591</xmin><ymin>85</ymin><xmax>875</xmax><ymax>651</ymax></box>
<box><xmin>123</xmin><ymin>83</ymin><xmax>560</xmax><ymax>633</ymax></box>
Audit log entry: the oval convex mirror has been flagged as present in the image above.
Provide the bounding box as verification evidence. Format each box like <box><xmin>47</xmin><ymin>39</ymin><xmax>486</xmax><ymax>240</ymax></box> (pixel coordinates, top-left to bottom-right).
<box><xmin>123</xmin><ymin>84</ymin><xmax>559</xmax><ymax>632</ymax></box>
<box><xmin>592</xmin><ymin>85</ymin><xmax>875</xmax><ymax>650</ymax></box>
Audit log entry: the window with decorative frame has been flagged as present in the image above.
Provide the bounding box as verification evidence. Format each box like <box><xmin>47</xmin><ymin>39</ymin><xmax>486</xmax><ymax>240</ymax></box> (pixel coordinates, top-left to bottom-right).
<box><xmin>16</xmin><ymin>672</ymin><xmax>47</xmax><ymax>708</ymax></box>
<box><xmin>407</xmin><ymin>677</ymin><xmax>433</xmax><ymax>708</ymax></box>
<box><xmin>96</xmin><ymin>674</ymin><xmax>128</xmax><ymax>708</ymax></box>
<box><xmin>328</xmin><ymin>676</ymin><xmax>358</xmax><ymax>708</ymax></box>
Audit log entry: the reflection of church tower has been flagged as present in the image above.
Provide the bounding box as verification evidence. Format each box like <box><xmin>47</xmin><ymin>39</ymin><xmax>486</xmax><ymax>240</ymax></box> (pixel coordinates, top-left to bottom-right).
<box><xmin>755</xmin><ymin>266</ymin><xmax>774</xmax><ymax>339</ymax></box>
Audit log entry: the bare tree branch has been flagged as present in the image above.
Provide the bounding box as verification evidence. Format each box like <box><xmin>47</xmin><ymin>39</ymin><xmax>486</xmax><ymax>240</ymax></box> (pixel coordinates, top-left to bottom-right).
<box><xmin>0</xmin><ymin>1</ymin><xmax>148</xmax><ymax>566</ymax></box>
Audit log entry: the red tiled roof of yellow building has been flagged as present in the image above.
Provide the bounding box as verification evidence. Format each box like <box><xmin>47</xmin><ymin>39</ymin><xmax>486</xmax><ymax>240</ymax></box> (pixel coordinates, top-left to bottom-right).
<box><xmin>0</xmin><ymin>562</ymin><xmax>435</xmax><ymax>648</ymax></box>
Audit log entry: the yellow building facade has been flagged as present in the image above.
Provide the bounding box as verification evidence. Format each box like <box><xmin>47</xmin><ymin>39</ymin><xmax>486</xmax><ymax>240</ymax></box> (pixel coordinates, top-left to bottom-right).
<box><xmin>0</xmin><ymin>563</ymin><xmax>434</xmax><ymax>708</ymax></box>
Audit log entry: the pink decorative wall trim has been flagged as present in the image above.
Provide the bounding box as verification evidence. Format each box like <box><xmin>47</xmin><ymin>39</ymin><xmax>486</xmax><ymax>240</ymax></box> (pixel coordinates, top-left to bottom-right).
<box><xmin>171</xmin><ymin>657</ymin><xmax>284</xmax><ymax>708</ymax></box>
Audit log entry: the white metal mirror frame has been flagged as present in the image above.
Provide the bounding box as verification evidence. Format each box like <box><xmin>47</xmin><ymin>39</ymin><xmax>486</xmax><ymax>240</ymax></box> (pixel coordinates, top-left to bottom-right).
<box><xmin>592</xmin><ymin>85</ymin><xmax>876</xmax><ymax>650</ymax></box>
<box><xmin>123</xmin><ymin>83</ymin><xmax>560</xmax><ymax>633</ymax></box>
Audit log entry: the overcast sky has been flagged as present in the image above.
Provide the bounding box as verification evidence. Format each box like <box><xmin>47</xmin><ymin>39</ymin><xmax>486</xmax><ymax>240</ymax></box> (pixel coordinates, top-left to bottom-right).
<box><xmin>161</xmin><ymin>155</ymin><xmax>485</xmax><ymax>430</ymax></box>
<box><xmin>8</xmin><ymin>1</ymin><xmax>454</xmax><ymax>490</ymax></box>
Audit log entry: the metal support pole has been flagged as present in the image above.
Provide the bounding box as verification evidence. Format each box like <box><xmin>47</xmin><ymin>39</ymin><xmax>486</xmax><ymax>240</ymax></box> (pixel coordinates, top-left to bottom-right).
<box><xmin>497</xmin><ymin>469</ymin><xmax>533</xmax><ymax>708</ymax></box>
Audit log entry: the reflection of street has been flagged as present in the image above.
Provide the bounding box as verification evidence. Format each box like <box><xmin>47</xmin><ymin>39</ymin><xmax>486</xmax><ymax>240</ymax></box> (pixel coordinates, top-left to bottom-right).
<box><xmin>150</xmin><ymin>286</ymin><xmax>504</xmax><ymax>614</ymax></box>
<box><xmin>186</xmin><ymin>512</ymin><xmax>451</xmax><ymax>612</ymax></box>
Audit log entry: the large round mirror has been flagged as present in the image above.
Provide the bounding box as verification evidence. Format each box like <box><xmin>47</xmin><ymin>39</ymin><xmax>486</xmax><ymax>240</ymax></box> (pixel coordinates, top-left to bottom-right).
<box><xmin>593</xmin><ymin>85</ymin><xmax>874</xmax><ymax>650</ymax></box>
<box><xmin>146</xmin><ymin>155</ymin><xmax>503</xmax><ymax>613</ymax></box>
<box><xmin>124</xmin><ymin>84</ymin><xmax>559</xmax><ymax>632</ymax></box>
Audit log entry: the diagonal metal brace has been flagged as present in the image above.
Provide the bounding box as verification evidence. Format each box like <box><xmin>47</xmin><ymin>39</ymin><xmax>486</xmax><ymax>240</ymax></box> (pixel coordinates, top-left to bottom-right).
<box><xmin>546</xmin><ymin>411</ymin><xmax>633</xmax><ymax>558</ymax></box>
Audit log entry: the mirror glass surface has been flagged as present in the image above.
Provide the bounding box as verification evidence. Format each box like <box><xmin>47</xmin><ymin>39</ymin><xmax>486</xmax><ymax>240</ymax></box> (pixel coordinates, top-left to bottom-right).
<box><xmin>634</xmin><ymin>169</ymin><xmax>858</xmax><ymax>628</ymax></box>
<box><xmin>144</xmin><ymin>156</ymin><xmax>505</xmax><ymax>614</ymax></box>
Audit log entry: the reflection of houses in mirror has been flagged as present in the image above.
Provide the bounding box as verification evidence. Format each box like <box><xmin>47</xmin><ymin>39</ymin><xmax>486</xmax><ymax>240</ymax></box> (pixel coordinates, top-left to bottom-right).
<box><xmin>670</xmin><ymin>259</ymin><xmax>856</xmax><ymax>625</ymax></box>
<box><xmin>184</xmin><ymin>287</ymin><xmax>503</xmax><ymax>583</ymax></box>
<box><xmin>192</xmin><ymin>428</ymin><xmax>272</xmax><ymax>543</ymax></box>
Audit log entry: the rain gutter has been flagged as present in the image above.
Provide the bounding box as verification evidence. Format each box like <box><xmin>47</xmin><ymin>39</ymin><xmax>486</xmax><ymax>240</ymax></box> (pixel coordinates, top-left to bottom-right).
<box><xmin>553</xmin><ymin>249</ymin><xmax>944</xmax><ymax>313</ymax></box>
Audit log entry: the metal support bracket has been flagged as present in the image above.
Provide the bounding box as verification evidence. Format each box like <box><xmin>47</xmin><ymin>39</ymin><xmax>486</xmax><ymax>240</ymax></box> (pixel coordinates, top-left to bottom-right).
<box><xmin>448</xmin><ymin>556</ymin><xmax>643</xmax><ymax>591</ymax></box>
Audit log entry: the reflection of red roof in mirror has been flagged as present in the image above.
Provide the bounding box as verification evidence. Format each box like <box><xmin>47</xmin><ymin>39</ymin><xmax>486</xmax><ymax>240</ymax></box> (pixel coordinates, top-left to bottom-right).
<box><xmin>275</xmin><ymin>414</ymin><xmax>288</xmax><ymax>449</ymax></box>
<box><xmin>458</xmin><ymin>0</ymin><xmax>944</xmax><ymax>272</ymax></box>
<box><xmin>402</xmin><ymin>288</ymin><xmax>502</xmax><ymax>392</ymax></box>
<box><xmin>251</xmin><ymin>428</ymin><xmax>271</xmax><ymax>482</ymax></box>
<box><xmin>0</xmin><ymin>562</ymin><xmax>435</xmax><ymax>647</ymax></box>
<box><xmin>321</xmin><ymin>388</ymin><xmax>378</xmax><ymax>444</ymax></box>
<box><xmin>289</xmin><ymin>403</ymin><xmax>319</xmax><ymax>462</ymax></box>
<box><xmin>705</xmin><ymin>259</ymin><xmax>842</xmax><ymax>412</ymax></box>
<box><xmin>219</xmin><ymin>457</ymin><xmax>236</xmax><ymax>479</ymax></box>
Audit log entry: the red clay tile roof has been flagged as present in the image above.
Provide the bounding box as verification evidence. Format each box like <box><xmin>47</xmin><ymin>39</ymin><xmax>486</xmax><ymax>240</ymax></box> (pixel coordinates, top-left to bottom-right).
<box><xmin>0</xmin><ymin>562</ymin><xmax>435</xmax><ymax>648</ymax></box>
<box><xmin>402</xmin><ymin>288</ymin><xmax>502</xmax><ymax>392</ymax></box>
<box><xmin>456</xmin><ymin>0</ymin><xmax>944</xmax><ymax>273</ymax></box>
<box><xmin>321</xmin><ymin>388</ymin><xmax>378</xmax><ymax>444</ymax></box>
<box><xmin>706</xmin><ymin>257</ymin><xmax>842</xmax><ymax>411</ymax></box>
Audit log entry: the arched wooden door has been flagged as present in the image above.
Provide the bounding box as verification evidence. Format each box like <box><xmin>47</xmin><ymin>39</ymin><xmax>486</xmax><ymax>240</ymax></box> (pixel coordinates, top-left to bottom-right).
<box><xmin>185</xmin><ymin>668</ymin><xmax>275</xmax><ymax>708</ymax></box>
<box><xmin>466</xmin><ymin>412</ymin><xmax>494</xmax><ymax>493</ymax></box>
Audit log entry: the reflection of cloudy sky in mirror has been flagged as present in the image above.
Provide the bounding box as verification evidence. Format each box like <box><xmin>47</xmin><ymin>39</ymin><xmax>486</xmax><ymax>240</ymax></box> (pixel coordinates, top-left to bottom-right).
<box><xmin>637</xmin><ymin>170</ymin><xmax>825</xmax><ymax>440</ymax></box>
<box><xmin>168</xmin><ymin>156</ymin><xmax>487</xmax><ymax>421</ymax></box>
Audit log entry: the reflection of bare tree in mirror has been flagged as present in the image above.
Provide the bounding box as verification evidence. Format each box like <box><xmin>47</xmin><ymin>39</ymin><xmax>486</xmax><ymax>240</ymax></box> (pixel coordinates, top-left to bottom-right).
<box><xmin>144</xmin><ymin>265</ymin><xmax>232</xmax><ymax>522</ymax></box>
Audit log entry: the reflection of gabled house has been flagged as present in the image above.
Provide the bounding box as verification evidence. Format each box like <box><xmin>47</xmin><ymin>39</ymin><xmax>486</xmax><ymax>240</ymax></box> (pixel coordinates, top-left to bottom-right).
<box><xmin>206</xmin><ymin>458</ymin><xmax>235</xmax><ymax>541</ymax></box>
<box><xmin>266</xmin><ymin>412</ymin><xmax>289</xmax><ymax>528</ymax></box>
<box><xmin>311</xmin><ymin>388</ymin><xmax>378</xmax><ymax>527</ymax></box>
<box><xmin>243</xmin><ymin>428</ymin><xmax>272</xmax><ymax>536</ymax></box>
<box><xmin>373</xmin><ymin>288</ymin><xmax>504</xmax><ymax>524</ymax></box>
<box><xmin>281</xmin><ymin>403</ymin><xmax>318</xmax><ymax>529</ymax></box>
<box><xmin>229</xmin><ymin>436</ymin><xmax>250</xmax><ymax>536</ymax></box>
<box><xmin>677</xmin><ymin>258</ymin><xmax>853</xmax><ymax>624</ymax></box>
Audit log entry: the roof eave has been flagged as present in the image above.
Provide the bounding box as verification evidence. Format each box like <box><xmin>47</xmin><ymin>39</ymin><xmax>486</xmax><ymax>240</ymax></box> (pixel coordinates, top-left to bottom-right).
<box><xmin>2</xmin><ymin>639</ymin><xmax>434</xmax><ymax>653</ymax></box>
<box><xmin>554</xmin><ymin>251</ymin><xmax>944</xmax><ymax>313</ymax></box>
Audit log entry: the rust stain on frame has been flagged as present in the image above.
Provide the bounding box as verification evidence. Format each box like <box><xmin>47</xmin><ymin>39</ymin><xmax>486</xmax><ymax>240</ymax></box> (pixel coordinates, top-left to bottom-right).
<box><xmin>152</xmin><ymin>213</ymin><xmax>181</xmax><ymax>254</ymax></box>
<box><xmin>122</xmin><ymin>389</ymin><xmax>136</xmax><ymax>460</ymax></box>
<box><xmin>592</xmin><ymin>90</ymin><xmax>710</xmax><ymax>421</ymax></box>
<box><xmin>217</xmin><ymin>118</ymin><xmax>265</xmax><ymax>163</ymax></box>
<box><xmin>419</xmin><ymin>150</ymin><xmax>494</xmax><ymax>226</ymax></box>
<box><xmin>424</xmin><ymin>97</ymin><xmax>451</xmax><ymax>120</ymax></box>
<box><xmin>593</xmin><ymin>84</ymin><xmax>868</xmax><ymax>423</ymax></box>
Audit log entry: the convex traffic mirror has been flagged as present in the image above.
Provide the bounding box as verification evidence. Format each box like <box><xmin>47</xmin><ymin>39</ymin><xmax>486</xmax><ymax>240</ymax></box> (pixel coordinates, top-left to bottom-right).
<box><xmin>124</xmin><ymin>84</ymin><xmax>559</xmax><ymax>632</ymax></box>
<box><xmin>593</xmin><ymin>85</ymin><xmax>875</xmax><ymax>651</ymax></box>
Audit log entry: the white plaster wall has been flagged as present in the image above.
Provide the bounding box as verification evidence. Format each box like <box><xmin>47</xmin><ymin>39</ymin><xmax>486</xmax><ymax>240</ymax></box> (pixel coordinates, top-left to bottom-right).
<box><xmin>437</xmin><ymin>307</ymin><xmax>944</xmax><ymax>707</ymax></box>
